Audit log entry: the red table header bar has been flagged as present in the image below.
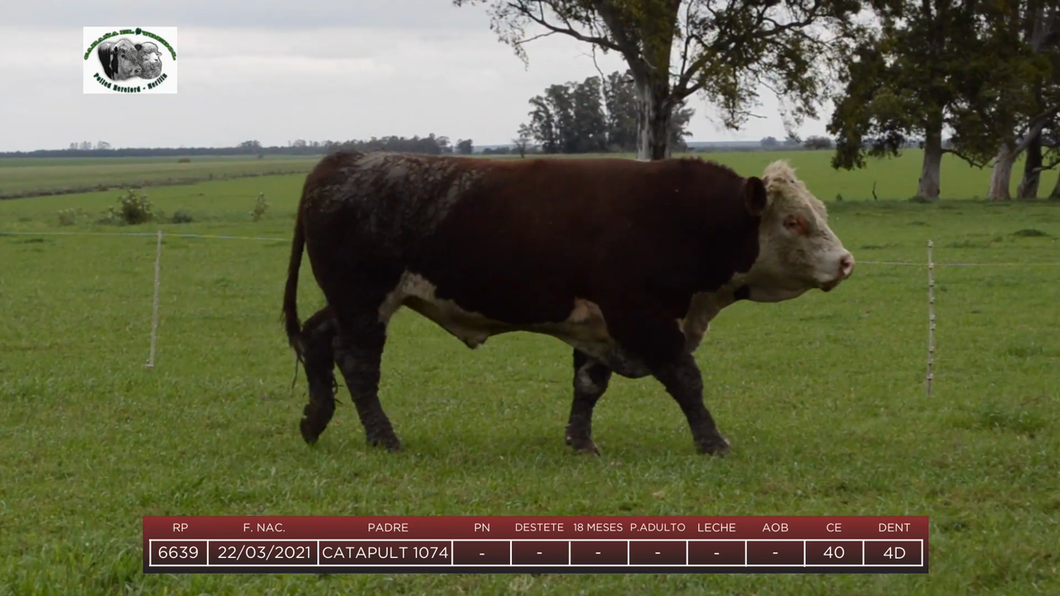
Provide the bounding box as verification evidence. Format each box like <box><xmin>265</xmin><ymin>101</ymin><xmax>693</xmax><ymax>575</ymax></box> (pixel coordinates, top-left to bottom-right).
<box><xmin>143</xmin><ymin>516</ymin><xmax>928</xmax><ymax>540</ymax></box>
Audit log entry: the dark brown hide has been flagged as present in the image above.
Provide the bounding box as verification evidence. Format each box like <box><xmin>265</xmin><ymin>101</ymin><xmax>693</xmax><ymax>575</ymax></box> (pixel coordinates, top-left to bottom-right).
<box><xmin>283</xmin><ymin>151</ymin><xmax>767</xmax><ymax>454</ymax></box>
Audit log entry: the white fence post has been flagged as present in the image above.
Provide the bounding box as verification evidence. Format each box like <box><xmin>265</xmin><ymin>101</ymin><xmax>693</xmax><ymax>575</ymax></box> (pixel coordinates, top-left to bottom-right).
<box><xmin>145</xmin><ymin>230</ymin><xmax>163</xmax><ymax>370</ymax></box>
<box><xmin>926</xmin><ymin>240</ymin><xmax>935</xmax><ymax>396</ymax></box>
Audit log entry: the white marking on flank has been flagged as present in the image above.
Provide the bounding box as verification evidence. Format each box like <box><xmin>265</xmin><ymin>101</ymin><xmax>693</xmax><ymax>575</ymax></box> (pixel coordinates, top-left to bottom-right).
<box><xmin>655</xmin><ymin>552</ymin><xmax>661</xmax><ymax>555</ymax></box>
<box><xmin>536</xmin><ymin>552</ymin><xmax>542</xmax><ymax>555</ymax></box>
<box><xmin>595</xmin><ymin>552</ymin><xmax>601</xmax><ymax>555</ymax></box>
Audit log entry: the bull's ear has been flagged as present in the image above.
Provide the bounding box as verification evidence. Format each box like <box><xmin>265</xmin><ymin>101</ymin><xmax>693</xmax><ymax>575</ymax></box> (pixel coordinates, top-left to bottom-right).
<box><xmin>742</xmin><ymin>176</ymin><xmax>767</xmax><ymax>217</ymax></box>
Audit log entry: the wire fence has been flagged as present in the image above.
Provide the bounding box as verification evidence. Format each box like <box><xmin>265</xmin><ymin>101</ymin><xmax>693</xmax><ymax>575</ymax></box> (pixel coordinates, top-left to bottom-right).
<box><xmin>0</xmin><ymin>230</ymin><xmax>286</xmax><ymax>242</ymax></box>
<box><xmin>3</xmin><ymin>229</ymin><xmax>1058</xmax><ymax>388</ymax></box>
<box><xmin>3</xmin><ymin>230</ymin><xmax>1057</xmax><ymax>267</ymax></box>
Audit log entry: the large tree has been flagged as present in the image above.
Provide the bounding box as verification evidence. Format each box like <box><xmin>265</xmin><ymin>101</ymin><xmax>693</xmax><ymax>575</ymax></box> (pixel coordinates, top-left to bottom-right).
<box><xmin>525</xmin><ymin>90</ymin><xmax>563</xmax><ymax>153</ymax></box>
<box><xmin>827</xmin><ymin>0</ymin><xmax>981</xmax><ymax>201</ymax></box>
<box><xmin>1012</xmin><ymin>3</ymin><xmax>1060</xmax><ymax>198</ymax></box>
<box><xmin>454</xmin><ymin>0</ymin><xmax>864</xmax><ymax>160</ymax></box>
<box><xmin>521</xmin><ymin>70</ymin><xmax>696</xmax><ymax>152</ymax></box>
<box><xmin>947</xmin><ymin>0</ymin><xmax>1060</xmax><ymax>200</ymax></box>
<box><xmin>570</xmin><ymin>76</ymin><xmax>611</xmax><ymax>152</ymax></box>
<box><xmin>602</xmin><ymin>70</ymin><xmax>639</xmax><ymax>151</ymax></box>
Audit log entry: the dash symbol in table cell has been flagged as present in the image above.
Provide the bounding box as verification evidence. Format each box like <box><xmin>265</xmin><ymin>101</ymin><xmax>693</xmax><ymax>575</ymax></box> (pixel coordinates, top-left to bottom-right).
<box><xmin>746</xmin><ymin>541</ymin><xmax>803</xmax><ymax>565</ymax></box>
<box><xmin>688</xmin><ymin>541</ymin><xmax>746</xmax><ymax>566</ymax></box>
<box><xmin>571</xmin><ymin>541</ymin><xmax>628</xmax><ymax>565</ymax></box>
<box><xmin>629</xmin><ymin>541</ymin><xmax>687</xmax><ymax>565</ymax></box>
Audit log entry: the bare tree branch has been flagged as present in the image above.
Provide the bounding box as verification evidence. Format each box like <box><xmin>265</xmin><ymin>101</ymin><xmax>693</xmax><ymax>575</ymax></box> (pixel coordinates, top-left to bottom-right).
<box><xmin>674</xmin><ymin>2</ymin><xmax>695</xmax><ymax>83</ymax></box>
<box><xmin>588</xmin><ymin>44</ymin><xmax>607</xmax><ymax>82</ymax></box>
<box><xmin>1014</xmin><ymin>109</ymin><xmax>1058</xmax><ymax>155</ymax></box>
<box><xmin>507</xmin><ymin>0</ymin><xmax>623</xmax><ymax>52</ymax></box>
<box><xmin>942</xmin><ymin>147</ymin><xmax>991</xmax><ymax>169</ymax></box>
<box><xmin>514</xmin><ymin>29</ymin><xmax>559</xmax><ymax>46</ymax></box>
<box><xmin>1026</xmin><ymin>154</ymin><xmax>1060</xmax><ymax>175</ymax></box>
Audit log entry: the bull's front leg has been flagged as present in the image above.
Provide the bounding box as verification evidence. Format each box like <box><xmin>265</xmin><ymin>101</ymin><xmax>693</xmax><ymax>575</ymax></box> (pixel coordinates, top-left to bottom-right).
<box><xmin>565</xmin><ymin>349</ymin><xmax>612</xmax><ymax>455</ymax></box>
<box><xmin>650</xmin><ymin>351</ymin><xmax>730</xmax><ymax>455</ymax></box>
<box><xmin>607</xmin><ymin>307</ymin><xmax>731</xmax><ymax>455</ymax></box>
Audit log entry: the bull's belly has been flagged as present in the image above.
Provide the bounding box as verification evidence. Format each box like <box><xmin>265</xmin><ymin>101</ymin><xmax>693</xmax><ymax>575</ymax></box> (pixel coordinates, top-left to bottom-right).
<box><xmin>382</xmin><ymin>272</ymin><xmax>654</xmax><ymax>378</ymax></box>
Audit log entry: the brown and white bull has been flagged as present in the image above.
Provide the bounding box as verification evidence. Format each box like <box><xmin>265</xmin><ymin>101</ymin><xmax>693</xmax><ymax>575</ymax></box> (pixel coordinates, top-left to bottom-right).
<box><xmin>281</xmin><ymin>151</ymin><xmax>854</xmax><ymax>455</ymax></box>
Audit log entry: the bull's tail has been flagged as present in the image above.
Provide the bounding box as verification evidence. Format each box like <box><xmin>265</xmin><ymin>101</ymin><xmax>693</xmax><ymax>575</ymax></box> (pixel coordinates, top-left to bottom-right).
<box><xmin>282</xmin><ymin>201</ymin><xmax>306</xmax><ymax>358</ymax></box>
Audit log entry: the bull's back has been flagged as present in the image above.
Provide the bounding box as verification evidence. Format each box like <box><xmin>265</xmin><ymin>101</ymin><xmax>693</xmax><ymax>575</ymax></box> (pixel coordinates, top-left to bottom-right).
<box><xmin>301</xmin><ymin>152</ymin><xmax>754</xmax><ymax>327</ymax></box>
<box><xmin>411</xmin><ymin>156</ymin><xmax>750</xmax><ymax>322</ymax></box>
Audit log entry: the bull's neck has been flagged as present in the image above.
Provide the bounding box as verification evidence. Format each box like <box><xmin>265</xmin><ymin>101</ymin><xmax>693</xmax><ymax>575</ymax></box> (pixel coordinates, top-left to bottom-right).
<box><xmin>686</xmin><ymin>279</ymin><xmax>746</xmax><ymax>324</ymax></box>
<box><xmin>713</xmin><ymin>278</ymin><xmax>746</xmax><ymax>311</ymax></box>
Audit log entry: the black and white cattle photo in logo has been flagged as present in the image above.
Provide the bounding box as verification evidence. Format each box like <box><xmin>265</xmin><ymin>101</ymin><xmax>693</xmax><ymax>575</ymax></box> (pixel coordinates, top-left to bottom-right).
<box><xmin>83</xmin><ymin>27</ymin><xmax>178</xmax><ymax>94</ymax></box>
<box><xmin>97</xmin><ymin>38</ymin><xmax>163</xmax><ymax>81</ymax></box>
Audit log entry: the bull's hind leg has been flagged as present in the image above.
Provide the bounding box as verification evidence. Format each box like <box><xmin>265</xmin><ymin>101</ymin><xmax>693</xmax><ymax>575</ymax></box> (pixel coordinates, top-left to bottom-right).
<box><xmin>331</xmin><ymin>308</ymin><xmax>401</xmax><ymax>451</ymax></box>
<box><xmin>299</xmin><ymin>307</ymin><xmax>338</xmax><ymax>444</ymax></box>
<box><xmin>565</xmin><ymin>349</ymin><xmax>612</xmax><ymax>455</ymax></box>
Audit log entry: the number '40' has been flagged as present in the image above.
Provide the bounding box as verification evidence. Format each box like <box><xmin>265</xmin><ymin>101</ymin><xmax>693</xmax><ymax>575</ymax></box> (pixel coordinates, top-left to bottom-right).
<box><xmin>823</xmin><ymin>546</ymin><xmax>846</xmax><ymax>558</ymax></box>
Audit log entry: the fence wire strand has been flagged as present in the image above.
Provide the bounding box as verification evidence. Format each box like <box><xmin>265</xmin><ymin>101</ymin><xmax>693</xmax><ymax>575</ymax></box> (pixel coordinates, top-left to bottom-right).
<box><xmin>0</xmin><ymin>230</ymin><xmax>285</xmax><ymax>242</ymax></box>
<box><xmin>1</xmin><ymin>230</ymin><xmax>1057</xmax><ymax>266</ymax></box>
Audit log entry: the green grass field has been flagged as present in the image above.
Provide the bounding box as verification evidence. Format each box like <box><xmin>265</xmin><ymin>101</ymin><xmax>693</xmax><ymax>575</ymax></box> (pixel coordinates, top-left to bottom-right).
<box><xmin>2</xmin><ymin>147</ymin><xmax>1059</xmax><ymax>202</ymax></box>
<box><xmin>0</xmin><ymin>154</ymin><xmax>320</xmax><ymax>200</ymax></box>
<box><xmin>0</xmin><ymin>153</ymin><xmax>1058</xmax><ymax>595</ymax></box>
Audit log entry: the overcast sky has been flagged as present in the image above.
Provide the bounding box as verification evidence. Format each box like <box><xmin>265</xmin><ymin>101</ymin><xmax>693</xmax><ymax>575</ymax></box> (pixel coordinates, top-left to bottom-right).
<box><xmin>0</xmin><ymin>1</ymin><xmax>834</xmax><ymax>152</ymax></box>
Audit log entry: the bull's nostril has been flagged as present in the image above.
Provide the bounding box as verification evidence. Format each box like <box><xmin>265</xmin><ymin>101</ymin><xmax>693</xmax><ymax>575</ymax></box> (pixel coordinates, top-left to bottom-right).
<box><xmin>840</xmin><ymin>254</ymin><xmax>855</xmax><ymax>278</ymax></box>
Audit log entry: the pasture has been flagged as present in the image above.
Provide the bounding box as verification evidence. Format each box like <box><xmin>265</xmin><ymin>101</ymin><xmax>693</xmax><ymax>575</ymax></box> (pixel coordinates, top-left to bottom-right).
<box><xmin>0</xmin><ymin>152</ymin><xmax>1058</xmax><ymax>595</ymax></box>
<box><xmin>0</xmin><ymin>154</ymin><xmax>320</xmax><ymax>200</ymax></box>
<box><xmin>3</xmin><ymin>146</ymin><xmax>1060</xmax><ymax>201</ymax></box>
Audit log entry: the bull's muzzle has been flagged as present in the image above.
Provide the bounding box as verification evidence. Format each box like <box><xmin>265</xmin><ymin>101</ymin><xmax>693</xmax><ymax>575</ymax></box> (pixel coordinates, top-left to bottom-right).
<box><xmin>821</xmin><ymin>252</ymin><xmax>855</xmax><ymax>292</ymax></box>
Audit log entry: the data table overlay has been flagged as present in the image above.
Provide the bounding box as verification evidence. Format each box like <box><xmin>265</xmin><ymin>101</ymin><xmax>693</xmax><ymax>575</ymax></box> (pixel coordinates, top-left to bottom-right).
<box><xmin>143</xmin><ymin>516</ymin><xmax>928</xmax><ymax>574</ymax></box>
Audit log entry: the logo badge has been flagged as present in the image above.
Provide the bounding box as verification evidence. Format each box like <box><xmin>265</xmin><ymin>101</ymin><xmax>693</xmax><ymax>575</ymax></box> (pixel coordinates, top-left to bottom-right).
<box><xmin>83</xmin><ymin>27</ymin><xmax>178</xmax><ymax>94</ymax></box>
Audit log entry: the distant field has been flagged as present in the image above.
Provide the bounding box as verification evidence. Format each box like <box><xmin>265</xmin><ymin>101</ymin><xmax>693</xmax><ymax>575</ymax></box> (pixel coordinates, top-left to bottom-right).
<box><xmin>2</xmin><ymin>149</ymin><xmax>1058</xmax><ymax>202</ymax></box>
<box><xmin>0</xmin><ymin>168</ymin><xmax>1058</xmax><ymax>594</ymax></box>
<box><xmin>0</xmin><ymin>154</ymin><xmax>319</xmax><ymax>199</ymax></box>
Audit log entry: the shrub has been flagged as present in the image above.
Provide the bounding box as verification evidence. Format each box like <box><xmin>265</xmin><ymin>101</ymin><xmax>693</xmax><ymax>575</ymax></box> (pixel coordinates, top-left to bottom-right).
<box><xmin>1012</xmin><ymin>228</ymin><xmax>1049</xmax><ymax>237</ymax></box>
<box><xmin>102</xmin><ymin>189</ymin><xmax>154</xmax><ymax>225</ymax></box>
<box><xmin>57</xmin><ymin>208</ymin><xmax>88</xmax><ymax>226</ymax></box>
<box><xmin>251</xmin><ymin>193</ymin><xmax>269</xmax><ymax>221</ymax></box>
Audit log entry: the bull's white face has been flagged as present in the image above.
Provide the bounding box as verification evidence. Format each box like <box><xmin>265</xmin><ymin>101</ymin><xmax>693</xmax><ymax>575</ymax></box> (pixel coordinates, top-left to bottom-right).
<box><xmin>139</xmin><ymin>43</ymin><xmax>163</xmax><ymax>78</ymax></box>
<box><xmin>738</xmin><ymin>160</ymin><xmax>854</xmax><ymax>302</ymax></box>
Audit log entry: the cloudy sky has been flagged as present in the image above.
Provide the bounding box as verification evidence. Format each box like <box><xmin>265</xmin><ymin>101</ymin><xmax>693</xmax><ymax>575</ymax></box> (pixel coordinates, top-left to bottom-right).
<box><xmin>1</xmin><ymin>0</ymin><xmax>834</xmax><ymax>152</ymax></box>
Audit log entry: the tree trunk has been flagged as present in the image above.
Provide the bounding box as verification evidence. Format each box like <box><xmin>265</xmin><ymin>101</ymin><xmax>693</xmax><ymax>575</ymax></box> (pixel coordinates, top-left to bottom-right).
<box><xmin>1049</xmin><ymin>174</ymin><xmax>1060</xmax><ymax>199</ymax></box>
<box><xmin>916</xmin><ymin>124</ymin><xmax>943</xmax><ymax>201</ymax></box>
<box><xmin>1017</xmin><ymin>129</ymin><xmax>1043</xmax><ymax>198</ymax></box>
<box><xmin>988</xmin><ymin>143</ymin><xmax>1017</xmax><ymax>201</ymax></box>
<box><xmin>634</xmin><ymin>76</ymin><xmax>672</xmax><ymax>160</ymax></box>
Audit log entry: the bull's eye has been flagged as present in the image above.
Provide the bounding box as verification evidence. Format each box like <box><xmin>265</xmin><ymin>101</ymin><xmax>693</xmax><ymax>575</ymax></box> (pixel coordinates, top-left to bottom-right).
<box><xmin>783</xmin><ymin>215</ymin><xmax>803</xmax><ymax>233</ymax></box>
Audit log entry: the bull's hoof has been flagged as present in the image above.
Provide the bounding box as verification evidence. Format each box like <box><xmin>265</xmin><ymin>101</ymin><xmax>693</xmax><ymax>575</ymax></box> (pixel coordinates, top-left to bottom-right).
<box><xmin>366</xmin><ymin>433</ymin><xmax>402</xmax><ymax>452</ymax></box>
<box><xmin>570</xmin><ymin>441</ymin><xmax>601</xmax><ymax>456</ymax></box>
<box><xmin>300</xmin><ymin>418</ymin><xmax>324</xmax><ymax>445</ymax></box>
<box><xmin>695</xmin><ymin>434</ymin><xmax>731</xmax><ymax>456</ymax></box>
<box><xmin>565</xmin><ymin>431</ymin><xmax>601</xmax><ymax>455</ymax></box>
